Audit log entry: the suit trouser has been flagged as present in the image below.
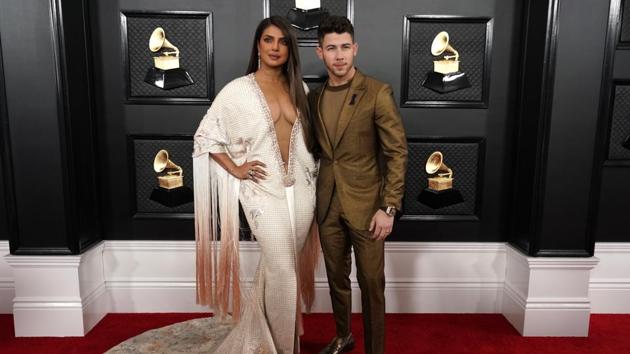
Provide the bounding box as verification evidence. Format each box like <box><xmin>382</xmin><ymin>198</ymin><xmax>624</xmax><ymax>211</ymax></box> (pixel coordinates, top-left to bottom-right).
<box><xmin>319</xmin><ymin>189</ymin><xmax>385</xmax><ymax>354</ymax></box>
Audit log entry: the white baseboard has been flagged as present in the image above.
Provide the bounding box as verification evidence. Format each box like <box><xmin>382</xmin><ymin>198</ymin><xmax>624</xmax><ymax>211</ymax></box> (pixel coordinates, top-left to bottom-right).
<box><xmin>590</xmin><ymin>243</ymin><xmax>630</xmax><ymax>313</ymax></box>
<box><xmin>105</xmin><ymin>241</ymin><xmax>506</xmax><ymax>314</ymax></box>
<box><xmin>502</xmin><ymin>245</ymin><xmax>599</xmax><ymax>336</ymax></box>
<box><xmin>105</xmin><ymin>240</ymin><xmax>207</xmax><ymax>313</ymax></box>
<box><xmin>5</xmin><ymin>242</ymin><xmax>109</xmax><ymax>336</ymax></box>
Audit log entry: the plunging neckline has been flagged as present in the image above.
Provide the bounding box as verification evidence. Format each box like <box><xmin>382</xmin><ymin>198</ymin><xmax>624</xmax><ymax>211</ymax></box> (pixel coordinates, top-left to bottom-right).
<box><xmin>249</xmin><ymin>73</ymin><xmax>298</xmax><ymax>187</ymax></box>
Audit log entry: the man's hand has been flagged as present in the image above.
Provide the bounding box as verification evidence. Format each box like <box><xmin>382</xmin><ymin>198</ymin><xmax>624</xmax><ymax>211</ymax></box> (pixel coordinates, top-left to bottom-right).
<box><xmin>369</xmin><ymin>209</ymin><xmax>394</xmax><ymax>241</ymax></box>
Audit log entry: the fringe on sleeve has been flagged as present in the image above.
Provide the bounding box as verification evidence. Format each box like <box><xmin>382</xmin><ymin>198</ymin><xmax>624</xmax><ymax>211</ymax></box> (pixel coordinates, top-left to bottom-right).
<box><xmin>193</xmin><ymin>96</ymin><xmax>242</xmax><ymax>322</ymax></box>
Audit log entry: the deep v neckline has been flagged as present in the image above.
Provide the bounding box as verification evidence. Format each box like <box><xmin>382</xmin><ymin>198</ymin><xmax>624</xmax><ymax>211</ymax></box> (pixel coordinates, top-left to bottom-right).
<box><xmin>249</xmin><ymin>73</ymin><xmax>299</xmax><ymax>187</ymax></box>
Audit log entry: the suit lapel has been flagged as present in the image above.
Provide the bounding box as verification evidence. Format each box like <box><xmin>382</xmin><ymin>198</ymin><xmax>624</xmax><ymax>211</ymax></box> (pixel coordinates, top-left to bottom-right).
<box><xmin>333</xmin><ymin>70</ymin><xmax>366</xmax><ymax>149</ymax></box>
<box><xmin>315</xmin><ymin>83</ymin><xmax>334</xmax><ymax>155</ymax></box>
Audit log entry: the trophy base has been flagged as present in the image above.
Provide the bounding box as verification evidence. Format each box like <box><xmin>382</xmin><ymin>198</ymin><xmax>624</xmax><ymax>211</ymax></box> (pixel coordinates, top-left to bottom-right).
<box><xmin>422</xmin><ymin>71</ymin><xmax>471</xmax><ymax>94</ymax></box>
<box><xmin>150</xmin><ymin>186</ymin><xmax>193</xmax><ymax>208</ymax></box>
<box><xmin>623</xmin><ymin>135</ymin><xmax>630</xmax><ymax>150</ymax></box>
<box><xmin>158</xmin><ymin>175</ymin><xmax>183</xmax><ymax>189</ymax></box>
<box><xmin>144</xmin><ymin>67</ymin><xmax>194</xmax><ymax>90</ymax></box>
<box><xmin>428</xmin><ymin>177</ymin><xmax>453</xmax><ymax>191</ymax></box>
<box><xmin>287</xmin><ymin>8</ymin><xmax>330</xmax><ymax>31</ymax></box>
<box><xmin>417</xmin><ymin>188</ymin><xmax>464</xmax><ymax>209</ymax></box>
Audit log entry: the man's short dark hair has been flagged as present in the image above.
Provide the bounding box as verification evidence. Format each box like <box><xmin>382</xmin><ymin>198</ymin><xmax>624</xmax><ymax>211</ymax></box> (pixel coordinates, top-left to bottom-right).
<box><xmin>317</xmin><ymin>16</ymin><xmax>354</xmax><ymax>45</ymax></box>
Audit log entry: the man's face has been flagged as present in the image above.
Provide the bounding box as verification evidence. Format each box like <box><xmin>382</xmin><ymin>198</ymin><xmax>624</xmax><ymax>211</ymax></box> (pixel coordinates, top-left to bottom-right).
<box><xmin>316</xmin><ymin>32</ymin><xmax>358</xmax><ymax>80</ymax></box>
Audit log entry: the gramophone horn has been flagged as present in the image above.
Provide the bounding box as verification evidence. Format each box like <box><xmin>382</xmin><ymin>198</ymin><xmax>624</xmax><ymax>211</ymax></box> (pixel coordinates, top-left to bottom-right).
<box><xmin>153</xmin><ymin>149</ymin><xmax>182</xmax><ymax>175</ymax></box>
<box><xmin>431</xmin><ymin>32</ymin><xmax>449</xmax><ymax>56</ymax></box>
<box><xmin>149</xmin><ymin>27</ymin><xmax>179</xmax><ymax>56</ymax></box>
<box><xmin>426</xmin><ymin>151</ymin><xmax>443</xmax><ymax>174</ymax></box>
<box><xmin>153</xmin><ymin>149</ymin><xmax>169</xmax><ymax>172</ymax></box>
<box><xmin>425</xmin><ymin>151</ymin><xmax>453</xmax><ymax>179</ymax></box>
<box><xmin>430</xmin><ymin>31</ymin><xmax>459</xmax><ymax>61</ymax></box>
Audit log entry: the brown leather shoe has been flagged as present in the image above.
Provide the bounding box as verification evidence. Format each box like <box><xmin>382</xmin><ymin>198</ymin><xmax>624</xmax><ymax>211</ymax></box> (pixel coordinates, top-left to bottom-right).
<box><xmin>318</xmin><ymin>333</ymin><xmax>355</xmax><ymax>354</ymax></box>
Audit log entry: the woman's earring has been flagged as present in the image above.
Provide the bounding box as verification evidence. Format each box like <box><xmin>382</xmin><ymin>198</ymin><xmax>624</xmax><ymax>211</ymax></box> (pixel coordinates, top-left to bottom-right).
<box><xmin>257</xmin><ymin>52</ymin><xmax>261</xmax><ymax>69</ymax></box>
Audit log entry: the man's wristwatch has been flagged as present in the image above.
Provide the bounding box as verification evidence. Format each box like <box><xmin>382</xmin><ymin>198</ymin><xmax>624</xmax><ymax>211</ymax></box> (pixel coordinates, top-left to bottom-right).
<box><xmin>381</xmin><ymin>206</ymin><xmax>397</xmax><ymax>217</ymax></box>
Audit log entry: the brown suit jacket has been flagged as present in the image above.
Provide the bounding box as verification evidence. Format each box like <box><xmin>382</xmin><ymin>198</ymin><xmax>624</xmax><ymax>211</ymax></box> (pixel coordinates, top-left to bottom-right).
<box><xmin>308</xmin><ymin>70</ymin><xmax>408</xmax><ymax>230</ymax></box>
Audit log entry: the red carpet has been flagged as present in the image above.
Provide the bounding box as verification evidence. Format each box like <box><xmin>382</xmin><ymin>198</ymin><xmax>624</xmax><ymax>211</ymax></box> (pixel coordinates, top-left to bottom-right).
<box><xmin>0</xmin><ymin>313</ymin><xmax>629</xmax><ymax>353</ymax></box>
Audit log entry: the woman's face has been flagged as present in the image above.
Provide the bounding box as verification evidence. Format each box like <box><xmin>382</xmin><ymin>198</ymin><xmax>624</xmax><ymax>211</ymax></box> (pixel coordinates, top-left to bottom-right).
<box><xmin>258</xmin><ymin>25</ymin><xmax>289</xmax><ymax>69</ymax></box>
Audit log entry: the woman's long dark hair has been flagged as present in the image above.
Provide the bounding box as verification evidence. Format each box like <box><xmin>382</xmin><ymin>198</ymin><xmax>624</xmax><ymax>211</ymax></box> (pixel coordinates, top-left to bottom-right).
<box><xmin>246</xmin><ymin>16</ymin><xmax>318</xmax><ymax>157</ymax></box>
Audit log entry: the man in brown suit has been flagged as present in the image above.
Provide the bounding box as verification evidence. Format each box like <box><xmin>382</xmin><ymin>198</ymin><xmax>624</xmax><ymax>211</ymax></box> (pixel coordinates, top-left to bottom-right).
<box><xmin>308</xmin><ymin>16</ymin><xmax>408</xmax><ymax>354</ymax></box>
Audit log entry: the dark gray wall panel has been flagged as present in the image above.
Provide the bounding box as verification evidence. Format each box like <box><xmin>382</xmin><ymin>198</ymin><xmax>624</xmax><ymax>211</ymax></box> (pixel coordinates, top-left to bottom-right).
<box><xmin>0</xmin><ymin>34</ymin><xmax>9</xmax><ymax>241</ymax></box>
<box><xmin>608</xmin><ymin>84</ymin><xmax>630</xmax><ymax>160</ymax></box>
<box><xmin>0</xmin><ymin>0</ymin><xmax>101</xmax><ymax>253</ymax></box>
<box><xmin>93</xmin><ymin>0</ymin><xmax>522</xmax><ymax>241</ymax></box>
<box><xmin>538</xmin><ymin>0</ymin><xmax>609</xmax><ymax>252</ymax></box>
<box><xmin>130</xmin><ymin>137</ymin><xmax>194</xmax><ymax>215</ymax></box>
<box><xmin>388</xmin><ymin>0</ymin><xmax>521</xmax><ymax>241</ymax></box>
<box><xmin>614</xmin><ymin>51</ymin><xmax>630</xmax><ymax>78</ymax></box>
<box><xmin>621</xmin><ymin>0</ymin><xmax>630</xmax><ymax>44</ymax></box>
<box><xmin>596</xmin><ymin>167</ymin><xmax>630</xmax><ymax>241</ymax></box>
<box><xmin>403</xmin><ymin>18</ymin><xmax>490</xmax><ymax>106</ymax></box>
<box><xmin>93</xmin><ymin>0</ymin><xmax>261</xmax><ymax>240</ymax></box>
<box><xmin>121</xmin><ymin>12</ymin><xmax>214</xmax><ymax>104</ymax></box>
<box><xmin>0</xmin><ymin>0</ymin><xmax>69</xmax><ymax>249</ymax></box>
<box><xmin>403</xmin><ymin>139</ymin><xmax>483</xmax><ymax>218</ymax></box>
<box><xmin>0</xmin><ymin>187</ymin><xmax>6</xmax><ymax>240</ymax></box>
<box><xmin>593</xmin><ymin>0</ymin><xmax>630</xmax><ymax>243</ymax></box>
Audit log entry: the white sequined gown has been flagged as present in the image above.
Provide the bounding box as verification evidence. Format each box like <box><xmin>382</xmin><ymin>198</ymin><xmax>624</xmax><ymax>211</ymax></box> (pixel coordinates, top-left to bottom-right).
<box><xmin>193</xmin><ymin>74</ymin><xmax>318</xmax><ymax>353</ymax></box>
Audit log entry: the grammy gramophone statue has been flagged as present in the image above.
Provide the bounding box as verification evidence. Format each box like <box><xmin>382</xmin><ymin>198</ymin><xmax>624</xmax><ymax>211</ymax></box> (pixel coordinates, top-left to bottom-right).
<box><xmin>417</xmin><ymin>151</ymin><xmax>464</xmax><ymax>209</ymax></box>
<box><xmin>286</xmin><ymin>0</ymin><xmax>329</xmax><ymax>31</ymax></box>
<box><xmin>149</xmin><ymin>149</ymin><xmax>193</xmax><ymax>207</ymax></box>
<box><xmin>422</xmin><ymin>31</ymin><xmax>471</xmax><ymax>94</ymax></box>
<box><xmin>144</xmin><ymin>27</ymin><xmax>194</xmax><ymax>90</ymax></box>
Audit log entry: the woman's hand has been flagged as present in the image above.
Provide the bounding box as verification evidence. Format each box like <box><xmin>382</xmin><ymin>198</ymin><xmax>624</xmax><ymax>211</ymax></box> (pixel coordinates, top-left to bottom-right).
<box><xmin>231</xmin><ymin>160</ymin><xmax>268</xmax><ymax>182</ymax></box>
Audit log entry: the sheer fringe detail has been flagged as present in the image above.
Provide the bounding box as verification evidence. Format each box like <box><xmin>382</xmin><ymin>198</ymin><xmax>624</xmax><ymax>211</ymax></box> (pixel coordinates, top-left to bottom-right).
<box><xmin>194</xmin><ymin>153</ymin><xmax>242</xmax><ymax>321</ymax></box>
<box><xmin>194</xmin><ymin>154</ymin><xmax>319</xmax><ymax>328</ymax></box>
<box><xmin>194</xmin><ymin>154</ymin><xmax>214</xmax><ymax>307</ymax></box>
<box><xmin>299</xmin><ymin>220</ymin><xmax>320</xmax><ymax>313</ymax></box>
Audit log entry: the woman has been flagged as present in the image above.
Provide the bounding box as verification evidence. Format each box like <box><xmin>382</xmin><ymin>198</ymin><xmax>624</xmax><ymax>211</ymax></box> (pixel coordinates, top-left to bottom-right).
<box><xmin>193</xmin><ymin>16</ymin><xmax>320</xmax><ymax>353</ymax></box>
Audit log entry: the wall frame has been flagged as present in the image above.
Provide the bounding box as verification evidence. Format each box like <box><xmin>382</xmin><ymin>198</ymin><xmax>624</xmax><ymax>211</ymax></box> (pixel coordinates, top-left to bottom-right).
<box><xmin>127</xmin><ymin>135</ymin><xmax>194</xmax><ymax>219</ymax></box>
<box><xmin>401</xmin><ymin>16</ymin><xmax>493</xmax><ymax>108</ymax></box>
<box><xmin>400</xmin><ymin>137</ymin><xmax>485</xmax><ymax>221</ymax></box>
<box><xmin>619</xmin><ymin>0</ymin><xmax>630</xmax><ymax>48</ymax></box>
<box><xmin>120</xmin><ymin>11</ymin><xmax>214</xmax><ymax>104</ymax></box>
<box><xmin>263</xmin><ymin>0</ymin><xmax>354</xmax><ymax>47</ymax></box>
<box><xmin>604</xmin><ymin>80</ymin><xmax>630</xmax><ymax>165</ymax></box>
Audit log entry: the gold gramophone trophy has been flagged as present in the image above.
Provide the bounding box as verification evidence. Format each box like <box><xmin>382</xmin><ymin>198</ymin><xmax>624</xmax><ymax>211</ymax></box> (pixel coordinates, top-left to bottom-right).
<box><xmin>144</xmin><ymin>27</ymin><xmax>194</xmax><ymax>90</ymax></box>
<box><xmin>149</xmin><ymin>149</ymin><xmax>193</xmax><ymax>207</ymax></box>
<box><xmin>422</xmin><ymin>31</ymin><xmax>471</xmax><ymax>94</ymax></box>
<box><xmin>154</xmin><ymin>149</ymin><xmax>183</xmax><ymax>189</ymax></box>
<box><xmin>286</xmin><ymin>0</ymin><xmax>329</xmax><ymax>31</ymax></box>
<box><xmin>417</xmin><ymin>151</ymin><xmax>464</xmax><ymax>209</ymax></box>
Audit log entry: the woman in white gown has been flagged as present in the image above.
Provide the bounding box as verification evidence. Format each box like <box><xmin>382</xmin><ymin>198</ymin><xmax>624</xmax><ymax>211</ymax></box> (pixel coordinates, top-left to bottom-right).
<box><xmin>193</xmin><ymin>16</ymin><xmax>320</xmax><ymax>353</ymax></box>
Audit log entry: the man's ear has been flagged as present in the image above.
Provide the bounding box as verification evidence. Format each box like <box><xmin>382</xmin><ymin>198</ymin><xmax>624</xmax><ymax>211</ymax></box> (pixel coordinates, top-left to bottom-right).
<box><xmin>353</xmin><ymin>42</ymin><xmax>359</xmax><ymax>57</ymax></box>
<box><xmin>315</xmin><ymin>46</ymin><xmax>324</xmax><ymax>60</ymax></box>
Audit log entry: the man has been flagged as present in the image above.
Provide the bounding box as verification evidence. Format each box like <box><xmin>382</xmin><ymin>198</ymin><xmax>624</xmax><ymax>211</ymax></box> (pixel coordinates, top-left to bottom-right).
<box><xmin>308</xmin><ymin>16</ymin><xmax>408</xmax><ymax>354</ymax></box>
